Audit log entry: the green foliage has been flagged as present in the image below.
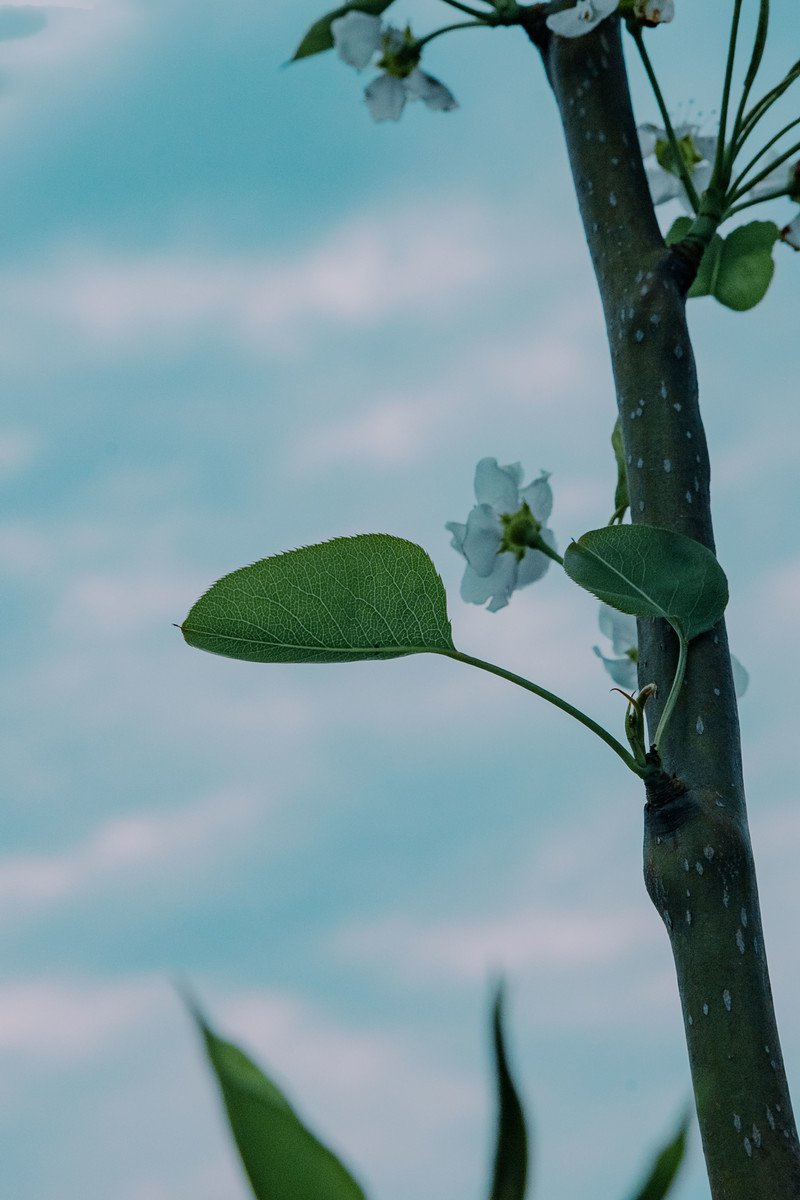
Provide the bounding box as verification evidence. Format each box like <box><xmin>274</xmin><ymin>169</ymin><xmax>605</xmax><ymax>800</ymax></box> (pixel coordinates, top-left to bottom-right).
<box><xmin>667</xmin><ymin>217</ymin><xmax>779</xmax><ymax>310</ymax></box>
<box><xmin>189</xmin><ymin>1002</ymin><xmax>367</xmax><ymax>1200</ymax></box>
<box><xmin>628</xmin><ymin>1110</ymin><xmax>690</xmax><ymax>1200</ymax></box>
<box><xmin>181</xmin><ymin>534</ymin><xmax>454</xmax><ymax>664</ymax></box>
<box><xmin>292</xmin><ymin>0</ymin><xmax>394</xmax><ymax>61</ymax></box>
<box><xmin>488</xmin><ymin>987</ymin><xmax>528</xmax><ymax>1200</ymax></box>
<box><xmin>610</xmin><ymin>418</ymin><xmax>629</xmax><ymax>524</ymax></box>
<box><xmin>563</xmin><ymin>525</ymin><xmax>728</xmax><ymax>642</ymax></box>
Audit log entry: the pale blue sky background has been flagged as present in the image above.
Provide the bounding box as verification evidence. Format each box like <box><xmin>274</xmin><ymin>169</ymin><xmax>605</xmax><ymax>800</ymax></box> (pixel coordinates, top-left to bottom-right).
<box><xmin>1</xmin><ymin>2</ymin><xmax>799</xmax><ymax>1198</ymax></box>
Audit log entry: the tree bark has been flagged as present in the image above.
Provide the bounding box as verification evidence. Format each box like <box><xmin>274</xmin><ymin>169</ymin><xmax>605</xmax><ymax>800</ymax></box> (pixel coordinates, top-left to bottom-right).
<box><xmin>523</xmin><ymin>11</ymin><xmax>800</xmax><ymax>1196</ymax></box>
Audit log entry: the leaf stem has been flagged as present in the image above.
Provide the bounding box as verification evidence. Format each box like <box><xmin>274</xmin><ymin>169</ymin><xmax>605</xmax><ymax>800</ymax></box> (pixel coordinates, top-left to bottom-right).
<box><xmin>437</xmin><ymin>0</ymin><xmax>495</xmax><ymax>20</ymax></box>
<box><xmin>653</xmin><ymin>633</ymin><xmax>687</xmax><ymax>749</ymax></box>
<box><xmin>438</xmin><ymin>648</ymin><xmax>647</xmax><ymax>777</ymax></box>
<box><xmin>629</xmin><ymin>24</ymin><xmax>700</xmax><ymax>213</ymax></box>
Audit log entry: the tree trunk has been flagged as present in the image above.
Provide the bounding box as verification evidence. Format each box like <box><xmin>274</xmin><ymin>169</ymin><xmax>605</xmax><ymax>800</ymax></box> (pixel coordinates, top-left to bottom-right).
<box><xmin>524</xmin><ymin>11</ymin><xmax>800</xmax><ymax>1196</ymax></box>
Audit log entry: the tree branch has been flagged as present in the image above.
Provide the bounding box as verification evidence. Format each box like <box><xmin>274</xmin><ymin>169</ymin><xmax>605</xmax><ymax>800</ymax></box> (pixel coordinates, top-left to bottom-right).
<box><xmin>523</xmin><ymin>13</ymin><xmax>800</xmax><ymax>1196</ymax></box>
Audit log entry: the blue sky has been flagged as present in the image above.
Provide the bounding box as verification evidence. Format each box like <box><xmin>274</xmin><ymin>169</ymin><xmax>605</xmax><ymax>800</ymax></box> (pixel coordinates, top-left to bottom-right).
<box><xmin>1</xmin><ymin>2</ymin><xmax>799</xmax><ymax>1198</ymax></box>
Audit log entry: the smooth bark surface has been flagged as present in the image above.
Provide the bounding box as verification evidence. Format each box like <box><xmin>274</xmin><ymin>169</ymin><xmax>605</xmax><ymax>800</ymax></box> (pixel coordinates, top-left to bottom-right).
<box><xmin>524</xmin><ymin>11</ymin><xmax>800</xmax><ymax>1197</ymax></box>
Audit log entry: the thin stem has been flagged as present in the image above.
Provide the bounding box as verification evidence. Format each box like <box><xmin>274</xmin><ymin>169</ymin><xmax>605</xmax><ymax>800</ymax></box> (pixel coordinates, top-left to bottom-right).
<box><xmin>715</xmin><ymin>0</ymin><xmax>744</xmax><ymax>185</ymax></box>
<box><xmin>737</xmin><ymin>61</ymin><xmax>800</xmax><ymax>151</ymax></box>
<box><xmin>415</xmin><ymin>18</ymin><xmax>489</xmax><ymax>48</ymax></box>
<box><xmin>436</xmin><ymin>0</ymin><xmax>494</xmax><ymax>20</ymax></box>
<box><xmin>437</xmin><ymin>647</ymin><xmax>646</xmax><ymax>776</ymax></box>
<box><xmin>730</xmin><ymin>137</ymin><xmax>800</xmax><ymax>203</ymax></box>
<box><xmin>724</xmin><ymin>186</ymin><xmax>789</xmax><ymax>217</ymax></box>
<box><xmin>729</xmin><ymin>0</ymin><xmax>769</xmax><ymax>154</ymax></box>
<box><xmin>630</xmin><ymin>26</ymin><xmax>700</xmax><ymax>213</ymax></box>
<box><xmin>527</xmin><ymin>535</ymin><xmax>563</xmax><ymax>566</ymax></box>
<box><xmin>731</xmin><ymin>114</ymin><xmax>800</xmax><ymax>193</ymax></box>
<box><xmin>653</xmin><ymin>634</ymin><xmax>687</xmax><ymax>749</ymax></box>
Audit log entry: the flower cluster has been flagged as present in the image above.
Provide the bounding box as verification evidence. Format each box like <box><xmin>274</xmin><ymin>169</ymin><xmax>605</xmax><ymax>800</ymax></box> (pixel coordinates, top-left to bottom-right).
<box><xmin>594</xmin><ymin>603</ymin><xmax>749</xmax><ymax>697</ymax></box>
<box><xmin>331</xmin><ymin>12</ymin><xmax>457</xmax><ymax>122</ymax></box>
<box><xmin>546</xmin><ymin>0</ymin><xmax>673</xmax><ymax>39</ymax></box>
<box><xmin>447</xmin><ymin>458</ymin><xmax>557</xmax><ymax>612</ymax></box>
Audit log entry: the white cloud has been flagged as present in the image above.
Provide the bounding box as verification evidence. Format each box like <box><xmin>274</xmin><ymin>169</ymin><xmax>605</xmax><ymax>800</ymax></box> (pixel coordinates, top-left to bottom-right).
<box><xmin>0</xmin><ymin>790</ymin><xmax>259</xmax><ymax>917</ymax></box>
<box><xmin>0</xmin><ymin>975</ymin><xmax>162</xmax><ymax>1061</ymax></box>
<box><xmin>1</xmin><ymin>203</ymin><xmax>510</xmax><ymax>355</ymax></box>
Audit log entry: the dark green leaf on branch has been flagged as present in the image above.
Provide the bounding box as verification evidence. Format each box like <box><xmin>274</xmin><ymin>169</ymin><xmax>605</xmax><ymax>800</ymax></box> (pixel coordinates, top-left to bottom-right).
<box><xmin>610</xmin><ymin>418</ymin><xmax>629</xmax><ymax>523</ymax></box>
<box><xmin>627</xmin><ymin>1109</ymin><xmax>690</xmax><ymax>1200</ymax></box>
<box><xmin>563</xmin><ymin>525</ymin><xmax>728</xmax><ymax>641</ymax></box>
<box><xmin>488</xmin><ymin>985</ymin><xmax>529</xmax><ymax>1200</ymax></box>
<box><xmin>188</xmin><ymin>1001</ymin><xmax>368</xmax><ymax>1200</ymax></box>
<box><xmin>181</xmin><ymin>533</ymin><xmax>455</xmax><ymax>663</ymax></box>
<box><xmin>714</xmin><ymin>220</ymin><xmax>779</xmax><ymax>311</ymax></box>
<box><xmin>291</xmin><ymin>0</ymin><xmax>394</xmax><ymax>61</ymax></box>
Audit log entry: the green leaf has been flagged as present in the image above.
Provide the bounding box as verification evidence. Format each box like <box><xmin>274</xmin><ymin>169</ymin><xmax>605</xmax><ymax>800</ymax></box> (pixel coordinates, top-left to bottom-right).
<box><xmin>610</xmin><ymin>418</ymin><xmax>629</xmax><ymax>523</ymax></box>
<box><xmin>628</xmin><ymin>1109</ymin><xmax>690</xmax><ymax>1200</ymax></box>
<box><xmin>292</xmin><ymin>0</ymin><xmax>394</xmax><ymax>61</ymax></box>
<box><xmin>713</xmin><ymin>220</ymin><xmax>779</xmax><ymax>311</ymax></box>
<box><xmin>488</xmin><ymin>986</ymin><xmax>529</xmax><ymax>1200</ymax></box>
<box><xmin>563</xmin><ymin>525</ymin><xmax>728</xmax><ymax>642</ymax></box>
<box><xmin>181</xmin><ymin>533</ymin><xmax>455</xmax><ymax>663</ymax></box>
<box><xmin>188</xmin><ymin>1000</ymin><xmax>368</xmax><ymax>1200</ymax></box>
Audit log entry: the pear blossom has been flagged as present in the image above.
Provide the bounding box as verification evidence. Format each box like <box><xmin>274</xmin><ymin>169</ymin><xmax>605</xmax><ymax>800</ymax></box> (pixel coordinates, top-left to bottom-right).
<box><xmin>594</xmin><ymin>603</ymin><xmax>749</xmax><ymax>697</ymax></box>
<box><xmin>633</xmin><ymin>0</ymin><xmax>674</xmax><ymax>24</ymax></box>
<box><xmin>331</xmin><ymin>12</ymin><xmax>457</xmax><ymax>122</ymax></box>
<box><xmin>546</xmin><ymin>0</ymin><xmax>619</xmax><ymax>39</ymax></box>
<box><xmin>446</xmin><ymin>458</ymin><xmax>557</xmax><ymax>612</ymax></box>
<box><xmin>638</xmin><ymin>122</ymin><xmax>717</xmax><ymax>208</ymax></box>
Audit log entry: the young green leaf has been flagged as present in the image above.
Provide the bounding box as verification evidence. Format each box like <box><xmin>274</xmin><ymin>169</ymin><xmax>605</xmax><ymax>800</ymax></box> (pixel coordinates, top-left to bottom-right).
<box><xmin>188</xmin><ymin>1002</ymin><xmax>368</xmax><ymax>1200</ymax></box>
<box><xmin>292</xmin><ymin>0</ymin><xmax>393</xmax><ymax>61</ymax></box>
<box><xmin>488</xmin><ymin>986</ymin><xmax>529</xmax><ymax>1200</ymax></box>
<box><xmin>181</xmin><ymin>533</ymin><xmax>455</xmax><ymax>663</ymax></box>
<box><xmin>713</xmin><ymin>220</ymin><xmax>779</xmax><ymax>311</ymax></box>
<box><xmin>627</xmin><ymin>1109</ymin><xmax>690</xmax><ymax>1200</ymax></box>
<box><xmin>563</xmin><ymin>525</ymin><xmax>728</xmax><ymax>642</ymax></box>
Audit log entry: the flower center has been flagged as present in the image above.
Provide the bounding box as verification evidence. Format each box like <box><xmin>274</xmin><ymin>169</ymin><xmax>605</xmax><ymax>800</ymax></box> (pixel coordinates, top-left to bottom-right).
<box><xmin>655</xmin><ymin>133</ymin><xmax>703</xmax><ymax>178</ymax></box>
<box><xmin>499</xmin><ymin>502</ymin><xmax>542</xmax><ymax>561</ymax></box>
<box><xmin>378</xmin><ymin>27</ymin><xmax>419</xmax><ymax>78</ymax></box>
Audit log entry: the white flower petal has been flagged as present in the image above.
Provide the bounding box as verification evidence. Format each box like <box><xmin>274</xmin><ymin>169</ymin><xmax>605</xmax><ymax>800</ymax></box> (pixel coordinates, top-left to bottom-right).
<box><xmin>782</xmin><ymin>212</ymin><xmax>800</xmax><ymax>249</ymax></box>
<box><xmin>645</xmin><ymin>161</ymin><xmax>683</xmax><ymax>206</ymax></box>
<box><xmin>460</xmin><ymin>553</ymin><xmax>517</xmax><ymax>610</ymax></box>
<box><xmin>546</xmin><ymin>0</ymin><xmax>619</xmax><ymax>38</ymax></box>
<box><xmin>404</xmin><ymin>68</ymin><xmax>458</xmax><ymax>112</ymax></box>
<box><xmin>445</xmin><ymin>520</ymin><xmax>467</xmax><ymax>557</ymax></box>
<box><xmin>519</xmin><ymin>471</ymin><xmax>553</xmax><ymax>524</ymax></box>
<box><xmin>593</xmin><ymin>646</ymin><xmax>638</xmax><ymax>689</ymax></box>
<box><xmin>462</xmin><ymin>504</ymin><xmax>503</xmax><ymax>576</ymax></box>
<box><xmin>331</xmin><ymin>11</ymin><xmax>382</xmax><ymax>69</ymax></box>
<box><xmin>598</xmin><ymin>603</ymin><xmax>637</xmax><ymax>656</ymax></box>
<box><xmin>748</xmin><ymin>161</ymin><xmax>792</xmax><ymax>199</ymax></box>
<box><xmin>474</xmin><ymin>458</ymin><xmax>522</xmax><ymax>512</ymax></box>
<box><xmin>364</xmin><ymin>72</ymin><xmax>407</xmax><ymax>122</ymax></box>
<box><xmin>637</xmin><ymin>123</ymin><xmax>660</xmax><ymax>158</ymax></box>
<box><xmin>515</xmin><ymin>541</ymin><xmax>552</xmax><ymax>588</ymax></box>
<box><xmin>731</xmin><ymin>654</ymin><xmax>749</xmax><ymax>699</ymax></box>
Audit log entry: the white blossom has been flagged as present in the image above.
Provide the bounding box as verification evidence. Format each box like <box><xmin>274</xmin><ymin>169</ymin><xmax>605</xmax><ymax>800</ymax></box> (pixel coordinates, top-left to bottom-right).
<box><xmin>447</xmin><ymin>458</ymin><xmax>556</xmax><ymax>613</ymax></box>
<box><xmin>546</xmin><ymin>0</ymin><xmax>619</xmax><ymax>38</ymax></box>
<box><xmin>633</xmin><ymin>0</ymin><xmax>674</xmax><ymax>23</ymax></box>
<box><xmin>331</xmin><ymin>12</ymin><xmax>457</xmax><ymax>122</ymax></box>
<box><xmin>638</xmin><ymin>122</ymin><xmax>717</xmax><ymax>209</ymax></box>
